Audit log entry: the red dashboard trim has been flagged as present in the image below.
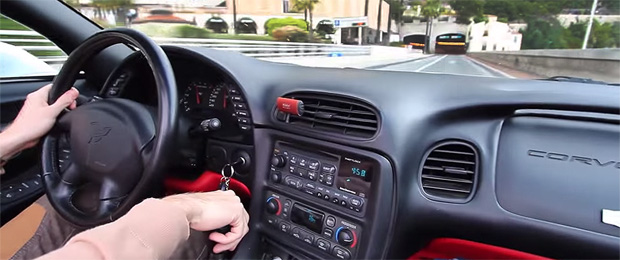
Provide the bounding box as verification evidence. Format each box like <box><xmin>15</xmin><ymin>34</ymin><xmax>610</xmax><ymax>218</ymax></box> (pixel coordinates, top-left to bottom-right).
<box><xmin>165</xmin><ymin>171</ymin><xmax>251</xmax><ymax>200</ymax></box>
<box><xmin>408</xmin><ymin>238</ymin><xmax>552</xmax><ymax>260</ymax></box>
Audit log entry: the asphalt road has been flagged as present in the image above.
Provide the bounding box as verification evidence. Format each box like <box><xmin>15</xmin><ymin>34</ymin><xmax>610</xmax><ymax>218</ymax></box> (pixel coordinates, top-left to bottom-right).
<box><xmin>373</xmin><ymin>54</ymin><xmax>513</xmax><ymax>78</ymax></box>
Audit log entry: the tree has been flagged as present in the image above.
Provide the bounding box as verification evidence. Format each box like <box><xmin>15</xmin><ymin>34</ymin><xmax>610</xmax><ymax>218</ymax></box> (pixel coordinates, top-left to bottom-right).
<box><xmin>293</xmin><ymin>0</ymin><xmax>320</xmax><ymax>38</ymax></box>
<box><xmin>520</xmin><ymin>18</ymin><xmax>567</xmax><ymax>49</ymax></box>
<box><xmin>92</xmin><ymin>0</ymin><xmax>133</xmax><ymax>26</ymax></box>
<box><xmin>421</xmin><ymin>0</ymin><xmax>442</xmax><ymax>53</ymax></box>
<box><xmin>449</xmin><ymin>0</ymin><xmax>483</xmax><ymax>24</ymax></box>
<box><xmin>376</xmin><ymin>0</ymin><xmax>383</xmax><ymax>43</ymax></box>
<box><xmin>386</xmin><ymin>0</ymin><xmax>406</xmax><ymax>44</ymax></box>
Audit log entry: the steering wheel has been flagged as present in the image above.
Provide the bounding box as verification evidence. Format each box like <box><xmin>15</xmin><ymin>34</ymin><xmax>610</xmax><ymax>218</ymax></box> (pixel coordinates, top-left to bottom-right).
<box><xmin>41</xmin><ymin>28</ymin><xmax>178</xmax><ymax>227</ymax></box>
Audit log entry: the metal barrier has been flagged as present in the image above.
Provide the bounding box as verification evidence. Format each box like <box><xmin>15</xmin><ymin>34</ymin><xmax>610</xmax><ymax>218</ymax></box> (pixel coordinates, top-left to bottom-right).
<box><xmin>0</xmin><ymin>29</ymin><xmax>371</xmax><ymax>66</ymax></box>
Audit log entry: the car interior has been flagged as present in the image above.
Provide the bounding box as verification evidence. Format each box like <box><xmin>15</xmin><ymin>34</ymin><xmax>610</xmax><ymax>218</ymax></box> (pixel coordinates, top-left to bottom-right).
<box><xmin>1</xmin><ymin>1</ymin><xmax>619</xmax><ymax>259</ymax></box>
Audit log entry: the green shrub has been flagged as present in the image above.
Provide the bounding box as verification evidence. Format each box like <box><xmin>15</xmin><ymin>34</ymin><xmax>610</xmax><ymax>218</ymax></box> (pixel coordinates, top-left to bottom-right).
<box><xmin>0</xmin><ymin>15</ymin><xmax>29</xmax><ymax>30</ymax></box>
<box><xmin>272</xmin><ymin>26</ymin><xmax>309</xmax><ymax>42</ymax></box>
<box><xmin>171</xmin><ymin>25</ymin><xmax>211</xmax><ymax>38</ymax></box>
<box><xmin>208</xmin><ymin>34</ymin><xmax>276</xmax><ymax>41</ymax></box>
<box><xmin>389</xmin><ymin>41</ymin><xmax>405</xmax><ymax>47</ymax></box>
<box><xmin>266</xmin><ymin>17</ymin><xmax>307</xmax><ymax>36</ymax></box>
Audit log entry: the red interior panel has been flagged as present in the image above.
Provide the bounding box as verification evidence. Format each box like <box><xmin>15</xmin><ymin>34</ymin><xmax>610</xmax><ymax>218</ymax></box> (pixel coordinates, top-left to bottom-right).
<box><xmin>408</xmin><ymin>238</ymin><xmax>552</xmax><ymax>260</ymax></box>
<box><xmin>165</xmin><ymin>171</ymin><xmax>251</xmax><ymax>201</ymax></box>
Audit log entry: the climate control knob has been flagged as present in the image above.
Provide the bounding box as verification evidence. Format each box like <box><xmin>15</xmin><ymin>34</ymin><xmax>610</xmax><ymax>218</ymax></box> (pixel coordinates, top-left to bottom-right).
<box><xmin>271</xmin><ymin>154</ymin><xmax>287</xmax><ymax>168</ymax></box>
<box><xmin>336</xmin><ymin>227</ymin><xmax>355</xmax><ymax>247</ymax></box>
<box><xmin>265</xmin><ymin>197</ymin><xmax>281</xmax><ymax>215</ymax></box>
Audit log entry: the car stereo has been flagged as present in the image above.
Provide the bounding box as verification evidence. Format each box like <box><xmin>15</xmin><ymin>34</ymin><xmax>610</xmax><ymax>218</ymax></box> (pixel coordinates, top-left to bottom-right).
<box><xmin>268</xmin><ymin>141</ymin><xmax>376</xmax><ymax>215</ymax></box>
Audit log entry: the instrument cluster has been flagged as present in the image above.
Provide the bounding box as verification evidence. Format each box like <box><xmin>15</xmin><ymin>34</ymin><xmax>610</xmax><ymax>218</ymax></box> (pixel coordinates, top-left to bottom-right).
<box><xmin>179</xmin><ymin>79</ymin><xmax>252</xmax><ymax>138</ymax></box>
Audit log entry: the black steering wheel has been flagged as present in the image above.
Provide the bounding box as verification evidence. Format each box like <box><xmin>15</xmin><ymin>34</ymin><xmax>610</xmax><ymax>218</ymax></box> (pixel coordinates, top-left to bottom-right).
<box><xmin>41</xmin><ymin>28</ymin><xmax>178</xmax><ymax>227</ymax></box>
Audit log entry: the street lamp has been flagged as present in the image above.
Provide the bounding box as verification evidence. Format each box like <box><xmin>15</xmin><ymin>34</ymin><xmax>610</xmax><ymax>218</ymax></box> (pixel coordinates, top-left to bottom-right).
<box><xmin>582</xmin><ymin>0</ymin><xmax>599</xmax><ymax>49</ymax></box>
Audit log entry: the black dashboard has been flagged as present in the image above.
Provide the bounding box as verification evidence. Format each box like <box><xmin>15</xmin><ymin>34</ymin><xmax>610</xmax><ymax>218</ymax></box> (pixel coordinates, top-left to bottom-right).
<box><xmin>105</xmin><ymin>46</ymin><xmax>620</xmax><ymax>259</ymax></box>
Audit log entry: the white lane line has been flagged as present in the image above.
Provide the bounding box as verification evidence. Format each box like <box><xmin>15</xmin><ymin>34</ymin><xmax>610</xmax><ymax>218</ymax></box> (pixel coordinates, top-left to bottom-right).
<box><xmin>415</xmin><ymin>55</ymin><xmax>447</xmax><ymax>72</ymax></box>
<box><xmin>463</xmin><ymin>56</ymin><xmax>494</xmax><ymax>77</ymax></box>
<box><xmin>466</xmin><ymin>56</ymin><xmax>515</xmax><ymax>78</ymax></box>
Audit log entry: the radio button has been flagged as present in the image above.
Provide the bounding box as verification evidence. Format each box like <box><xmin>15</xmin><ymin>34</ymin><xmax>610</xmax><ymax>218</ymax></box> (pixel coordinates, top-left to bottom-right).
<box><xmin>323</xmin><ymin>194</ymin><xmax>330</xmax><ymax>201</ymax></box>
<box><xmin>305</xmin><ymin>183</ymin><xmax>316</xmax><ymax>190</ymax></box>
<box><xmin>325</xmin><ymin>175</ymin><xmax>334</xmax><ymax>185</ymax></box>
<box><xmin>331</xmin><ymin>198</ymin><xmax>339</xmax><ymax>204</ymax></box>
<box><xmin>298</xmin><ymin>158</ymin><xmax>308</xmax><ymax>168</ymax></box>
<box><xmin>323</xmin><ymin>228</ymin><xmax>333</xmax><ymax>238</ymax></box>
<box><xmin>333</xmin><ymin>246</ymin><xmax>351</xmax><ymax>260</ymax></box>
<box><xmin>279</xmin><ymin>222</ymin><xmax>291</xmax><ymax>233</ymax></box>
<box><xmin>350</xmin><ymin>198</ymin><xmax>363</xmax><ymax>207</ymax></box>
<box><xmin>316</xmin><ymin>192</ymin><xmax>323</xmax><ymax>198</ymax></box>
<box><xmin>316</xmin><ymin>238</ymin><xmax>331</xmax><ymax>252</ymax></box>
<box><xmin>326</xmin><ymin>216</ymin><xmax>336</xmax><ymax>227</ymax></box>
<box><xmin>290</xmin><ymin>155</ymin><xmax>298</xmax><ymax>165</ymax></box>
<box><xmin>302</xmin><ymin>233</ymin><xmax>314</xmax><ymax>245</ymax></box>
<box><xmin>270</xmin><ymin>172</ymin><xmax>282</xmax><ymax>183</ymax></box>
<box><xmin>307</xmin><ymin>171</ymin><xmax>317</xmax><ymax>181</ymax></box>
<box><xmin>308</xmin><ymin>160</ymin><xmax>320</xmax><ymax>170</ymax></box>
<box><xmin>340</xmin><ymin>200</ymin><xmax>347</xmax><ymax>207</ymax></box>
<box><xmin>288</xmin><ymin>166</ymin><xmax>295</xmax><ymax>174</ymax></box>
<box><xmin>321</xmin><ymin>164</ymin><xmax>336</xmax><ymax>174</ymax></box>
<box><xmin>285</xmin><ymin>177</ymin><xmax>299</xmax><ymax>188</ymax></box>
<box><xmin>291</xmin><ymin>228</ymin><xmax>302</xmax><ymax>240</ymax></box>
<box><xmin>303</xmin><ymin>189</ymin><xmax>315</xmax><ymax>196</ymax></box>
<box><xmin>267</xmin><ymin>216</ymin><xmax>279</xmax><ymax>226</ymax></box>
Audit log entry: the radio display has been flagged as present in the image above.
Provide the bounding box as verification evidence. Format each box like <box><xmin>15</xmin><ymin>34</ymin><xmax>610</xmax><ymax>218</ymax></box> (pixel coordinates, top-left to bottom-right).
<box><xmin>290</xmin><ymin>204</ymin><xmax>324</xmax><ymax>234</ymax></box>
<box><xmin>337</xmin><ymin>156</ymin><xmax>373</xmax><ymax>198</ymax></box>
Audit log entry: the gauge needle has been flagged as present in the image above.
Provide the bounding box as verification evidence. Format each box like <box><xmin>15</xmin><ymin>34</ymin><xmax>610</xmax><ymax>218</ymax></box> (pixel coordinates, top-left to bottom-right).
<box><xmin>195</xmin><ymin>87</ymin><xmax>201</xmax><ymax>104</ymax></box>
<box><xmin>223</xmin><ymin>93</ymin><xmax>227</xmax><ymax>108</ymax></box>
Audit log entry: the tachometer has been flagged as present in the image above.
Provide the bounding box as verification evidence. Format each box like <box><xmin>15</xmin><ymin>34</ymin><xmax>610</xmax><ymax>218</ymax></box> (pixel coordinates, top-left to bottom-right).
<box><xmin>180</xmin><ymin>81</ymin><xmax>228</xmax><ymax>113</ymax></box>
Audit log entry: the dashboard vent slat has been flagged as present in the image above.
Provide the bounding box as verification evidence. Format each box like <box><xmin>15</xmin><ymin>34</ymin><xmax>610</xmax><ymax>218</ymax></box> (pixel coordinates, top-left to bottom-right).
<box><xmin>420</xmin><ymin>142</ymin><xmax>478</xmax><ymax>202</ymax></box>
<box><xmin>284</xmin><ymin>93</ymin><xmax>379</xmax><ymax>139</ymax></box>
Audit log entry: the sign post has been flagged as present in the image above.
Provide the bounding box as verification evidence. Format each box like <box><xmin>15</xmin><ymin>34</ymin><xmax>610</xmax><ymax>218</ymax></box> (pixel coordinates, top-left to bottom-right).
<box><xmin>333</xmin><ymin>17</ymin><xmax>368</xmax><ymax>45</ymax></box>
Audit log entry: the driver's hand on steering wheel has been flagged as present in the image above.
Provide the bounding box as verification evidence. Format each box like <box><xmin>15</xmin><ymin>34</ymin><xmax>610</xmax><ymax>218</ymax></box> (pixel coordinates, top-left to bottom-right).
<box><xmin>0</xmin><ymin>84</ymin><xmax>79</xmax><ymax>174</ymax></box>
<box><xmin>163</xmin><ymin>190</ymin><xmax>250</xmax><ymax>253</ymax></box>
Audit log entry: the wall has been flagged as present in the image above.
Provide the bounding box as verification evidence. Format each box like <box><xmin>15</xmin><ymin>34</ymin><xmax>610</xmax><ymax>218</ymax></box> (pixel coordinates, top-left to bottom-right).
<box><xmin>468</xmin><ymin>49</ymin><xmax>620</xmax><ymax>83</ymax></box>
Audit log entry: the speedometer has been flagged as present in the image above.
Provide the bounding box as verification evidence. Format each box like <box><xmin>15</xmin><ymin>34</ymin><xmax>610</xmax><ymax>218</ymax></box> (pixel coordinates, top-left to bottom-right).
<box><xmin>180</xmin><ymin>81</ymin><xmax>228</xmax><ymax>113</ymax></box>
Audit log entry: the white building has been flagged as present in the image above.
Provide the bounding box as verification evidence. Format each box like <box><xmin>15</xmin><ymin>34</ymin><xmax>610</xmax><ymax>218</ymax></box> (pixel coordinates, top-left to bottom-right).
<box><xmin>468</xmin><ymin>15</ymin><xmax>523</xmax><ymax>52</ymax></box>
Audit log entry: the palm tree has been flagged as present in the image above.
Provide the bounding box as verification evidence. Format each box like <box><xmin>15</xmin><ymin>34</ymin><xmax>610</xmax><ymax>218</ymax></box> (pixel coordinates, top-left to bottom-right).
<box><xmin>375</xmin><ymin>0</ymin><xmax>383</xmax><ymax>43</ymax></box>
<box><xmin>421</xmin><ymin>0</ymin><xmax>442</xmax><ymax>53</ymax></box>
<box><xmin>386</xmin><ymin>0</ymin><xmax>406</xmax><ymax>45</ymax></box>
<box><xmin>294</xmin><ymin>0</ymin><xmax>320</xmax><ymax>38</ymax></box>
<box><xmin>364</xmin><ymin>0</ymin><xmax>370</xmax><ymax>44</ymax></box>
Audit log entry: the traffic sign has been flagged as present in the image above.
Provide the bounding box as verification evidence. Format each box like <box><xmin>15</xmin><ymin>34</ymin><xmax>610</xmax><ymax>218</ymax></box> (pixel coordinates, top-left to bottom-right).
<box><xmin>333</xmin><ymin>17</ymin><xmax>368</xmax><ymax>28</ymax></box>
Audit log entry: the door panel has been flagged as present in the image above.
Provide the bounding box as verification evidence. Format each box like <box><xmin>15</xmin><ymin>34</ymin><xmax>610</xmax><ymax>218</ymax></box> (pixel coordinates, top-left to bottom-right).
<box><xmin>0</xmin><ymin>78</ymin><xmax>53</xmax><ymax>225</ymax></box>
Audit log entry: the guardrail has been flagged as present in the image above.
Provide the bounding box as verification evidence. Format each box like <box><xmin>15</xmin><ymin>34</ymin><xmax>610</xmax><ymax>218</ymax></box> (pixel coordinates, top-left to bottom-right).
<box><xmin>0</xmin><ymin>29</ymin><xmax>371</xmax><ymax>67</ymax></box>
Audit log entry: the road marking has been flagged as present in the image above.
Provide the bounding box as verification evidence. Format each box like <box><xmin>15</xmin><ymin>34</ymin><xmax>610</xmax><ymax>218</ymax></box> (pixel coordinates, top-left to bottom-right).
<box><xmin>415</xmin><ymin>55</ymin><xmax>447</xmax><ymax>72</ymax></box>
<box><xmin>466</xmin><ymin>56</ymin><xmax>515</xmax><ymax>78</ymax></box>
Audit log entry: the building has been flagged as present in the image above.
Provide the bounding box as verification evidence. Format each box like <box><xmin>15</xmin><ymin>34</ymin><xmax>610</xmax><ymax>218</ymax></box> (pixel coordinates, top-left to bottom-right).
<box><xmin>468</xmin><ymin>15</ymin><xmax>522</xmax><ymax>52</ymax></box>
<box><xmin>86</xmin><ymin>0</ymin><xmax>392</xmax><ymax>44</ymax></box>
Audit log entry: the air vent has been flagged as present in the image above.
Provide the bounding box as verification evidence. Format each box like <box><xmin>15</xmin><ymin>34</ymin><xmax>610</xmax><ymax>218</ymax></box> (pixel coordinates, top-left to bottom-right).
<box><xmin>420</xmin><ymin>142</ymin><xmax>478</xmax><ymax>202</ymax></box>
<box><xmin>284</xmin><ymin>93</ymin><xmax>379</xmax><ymax>138</ymax></box>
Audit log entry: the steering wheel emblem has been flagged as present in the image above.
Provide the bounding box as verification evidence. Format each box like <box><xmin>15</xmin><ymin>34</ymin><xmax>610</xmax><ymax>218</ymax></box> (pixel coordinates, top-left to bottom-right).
<box><xmin>88</xmin><ymin>122</ymin><xmax>111</xmax><ymax>144</ymax></box>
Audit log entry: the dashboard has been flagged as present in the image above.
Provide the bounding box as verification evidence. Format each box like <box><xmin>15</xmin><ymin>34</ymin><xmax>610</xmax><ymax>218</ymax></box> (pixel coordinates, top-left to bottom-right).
<box><xmin>103</xmin><ymin>46</ymin><xmax>620</xmax><ymax>260</ymax></box>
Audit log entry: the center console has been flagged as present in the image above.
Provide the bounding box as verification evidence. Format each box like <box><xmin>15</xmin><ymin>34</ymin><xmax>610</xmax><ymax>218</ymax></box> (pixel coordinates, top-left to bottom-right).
<box><xmin>261</xmin><ymin>140</ymin><xmax>384</xmax><ymax>259</ymax></box>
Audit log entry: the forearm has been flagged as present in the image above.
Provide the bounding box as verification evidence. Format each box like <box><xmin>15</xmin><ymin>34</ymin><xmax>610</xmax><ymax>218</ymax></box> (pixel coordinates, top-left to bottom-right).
<box><xmin>37</xmin><ymin>198</ymin><xmax>191</xmax><ymax>260</ymax></box>
<box><xmin>0</xmin><ymin>128</ymin><xmax>27</xmax><ymax>161</ymax></box>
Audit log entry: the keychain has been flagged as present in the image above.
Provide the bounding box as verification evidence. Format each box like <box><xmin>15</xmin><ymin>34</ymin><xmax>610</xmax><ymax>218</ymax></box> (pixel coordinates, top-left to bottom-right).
<box><xmin>219</xmin><ymin>157</ymin><xmax>245</xmax><ymax>191</ymax></box>
<box><xmin>219</xmin><ymin>163</ymin><xmax>235</xmax><ymax>191</ymax></box>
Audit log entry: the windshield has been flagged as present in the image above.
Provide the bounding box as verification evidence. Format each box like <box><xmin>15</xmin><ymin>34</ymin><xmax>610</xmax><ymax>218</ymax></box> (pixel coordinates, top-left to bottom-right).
<box><xmin>32</xmin><ymin>1</ymin><xmax>620</xmax><ymax>83</ymax></box>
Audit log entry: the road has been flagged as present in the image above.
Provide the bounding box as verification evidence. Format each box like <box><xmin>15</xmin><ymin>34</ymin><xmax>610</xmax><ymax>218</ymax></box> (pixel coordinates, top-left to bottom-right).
<box><xmin>373</xmin><ymin>54</ymin><xmax>513</xmax><ymax>78</ymax></box>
